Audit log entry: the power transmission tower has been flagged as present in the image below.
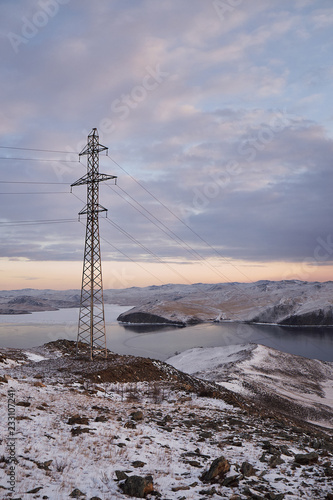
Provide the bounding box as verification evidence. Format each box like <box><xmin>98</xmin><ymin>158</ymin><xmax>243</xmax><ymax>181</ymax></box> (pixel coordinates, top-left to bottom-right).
<box><xmin>71</xmin><ymin>128</ymin><xmax>116</xmax><ymax>360</ymax></box>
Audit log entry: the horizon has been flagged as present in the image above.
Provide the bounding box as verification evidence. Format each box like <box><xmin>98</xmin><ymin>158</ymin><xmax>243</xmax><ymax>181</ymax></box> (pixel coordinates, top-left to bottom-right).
<box><xmin>1</xmin><ymin>276</ymin><xmax>333</xmax><ymax>292</ymax></box>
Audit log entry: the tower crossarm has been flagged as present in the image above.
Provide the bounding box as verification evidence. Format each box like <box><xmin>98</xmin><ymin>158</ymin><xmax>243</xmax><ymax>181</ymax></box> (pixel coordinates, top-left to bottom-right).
<box><xmin>71</xmin><ymin>173</ymin><xmax>117</xmax><ymax>187</ymax></box>
<box><xmin>78</xmin><ymin>204</ymin><xmax>108</xmax><ymax>216</ymax></box>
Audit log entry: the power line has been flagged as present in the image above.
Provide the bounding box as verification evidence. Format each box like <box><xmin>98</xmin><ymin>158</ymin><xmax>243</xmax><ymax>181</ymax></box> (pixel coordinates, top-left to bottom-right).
<box><xmin>106</xmin><ymin>153</ymin><xmax>253</xmax><ymax>283</ymax></box>
<box><xmin>0</xmin><ymin>218</ymin><xmax>77</xmax><ymax>227</ymax></box>
<box><xmin>109</xmin><ymin>183</ymin><xmax>237</xmax><ymax>283</ymax></box>
<box><xmin>0</xmin><ymin>156</ymin><xmax>79</xmax><ymax>163</ymax></box>
<box><xmin>0</xmin><ymin>191</ymin><xmax>69</xmax><ymax>195</ymax></box>
<box><xmin>0</xmin><ymin>145</ymin><xmax>78</xmax><ymax>154</ymax></box>
<box><xmin>103</xmin><ymin>216</ymin><xmax>240</xmax><ymax>319</ymax></box>
<box><xmin>105</xmin><ymin>183</ymin><xmax>259</xmax><ymax>306</ymax></box>
<box><xmin>0</xmin><ymin>181</ymin><xmax>69</xmax><ymax>185</ymax></box>
<box><xmin>98</xmin><ymin>231</ymin><xmax>165</xmax><ymax>286</ymax></box>
<box><xmin>74</xmin><ymin>190</ymin><xmax>201</xmax><ymax>282</ymax></box>
<box><xmin>74</xmin><ymin>192</ymin><xmax>240</xmax><ymax>319</ymax></box>
<box><xmin>76</xmin><ymin>202</ymin><xmax>164</xmax><ymax>285</ymax></box>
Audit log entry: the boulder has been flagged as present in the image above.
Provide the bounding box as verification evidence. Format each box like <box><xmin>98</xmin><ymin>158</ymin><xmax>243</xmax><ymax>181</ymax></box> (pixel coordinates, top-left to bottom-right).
<box><xmin>240</xmin><ymin>461</ymin><xmax>255</xmax><ymax>477</ymax></box>
<box><xmin>67</xmin><ymin>415</ymin><xmax>89</xmax><ymax>426</ymax></box>
<box><xmin>294</xmin><ymin>452</ymin><xmax>319</xmax><ymax>465</ymax></box>
<box><xmin>120</xmin><ymin>475</ymin><xmax>154</xmax><ymax>498</ymax></box>
<box><xmin>201</xmin><ymin>456</ymin><xmax>230</xmax><ymax>482</ymax></box>
<box><xmin>131</xmin><ymin>410</ymin><xmax>144</xmax><ymax>421</ymax></box>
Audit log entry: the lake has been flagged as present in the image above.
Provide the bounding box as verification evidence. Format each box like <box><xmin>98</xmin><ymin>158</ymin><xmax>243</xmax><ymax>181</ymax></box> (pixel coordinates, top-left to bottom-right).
<box><xmin>0</xmin><ymin>305</ymin><xmax>332</xmax><ymax>362</ymax></box>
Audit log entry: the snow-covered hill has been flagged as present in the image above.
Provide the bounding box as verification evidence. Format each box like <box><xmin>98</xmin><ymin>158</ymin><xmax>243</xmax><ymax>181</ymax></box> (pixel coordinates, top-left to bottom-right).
<box><xmin>1</xmin><ymin>280</ymin><xmax>333</xmax><ymax>326</ymax></box>
<box><xmin>117</xmin><ymin>280</ymin><xmax>333</xmax><ymax>326</ymax></box>
<box><xmin>0</xmin><ymin>340</ymin><xmax>332</xmax><ymax>499</ymax></box>
<box><xmin>168</xmin><ymin>344</ymin><xmax>333</xmax><ymax>429</ymax></box>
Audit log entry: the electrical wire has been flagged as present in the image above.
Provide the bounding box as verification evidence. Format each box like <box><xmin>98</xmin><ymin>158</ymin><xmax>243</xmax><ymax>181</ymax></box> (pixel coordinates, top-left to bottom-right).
<box><xmin>0</xmin><ymin>156</ymin><xmax>79</xmax><ymax>163</ymax></box>
<box><xmin>98</xmin><ymin>234</ymin><xmax>164</xmax><ymax>286</ymax></box>
<box><xmin>106</xmin><ymin>153</ymin><xmax>253</xmax><ymax>283</ymax></box>
<box><xmin>0</xmin><ymin>145</ymin><xmax>78</xmax><ymax>154</ymax></box>
<box><xmin>0</xmin><ymin>181</ymin><xmax>69</xmax><ymax>185</ymax></box>
<box><xmin>0</xmin><ymin>218</ymin><xmax>77</xmax><ymax>227</ymax></box>
<box><xmin>72</xmin><ymin>192</ymin><xmax>241</xmax><ymax>319</ymax></box>
<box><xmin>72</xmin><ymin>187</ymin><xmax>196</xmax><ymax>284</ymax></box>
<box><xmin>108</xmin><ymin>183</ymin><xmax>238</xmax><ymax>283</ymax></box>
<box><xmin>103</xmin><ymin>184</ymin><xmax>257</xmax><ymax>307</ymax></box>
<box><xmin>0</xmin><ymin>191</ymin><xmax>69</xmax><ymax>195</ymax></box>
<box><xmin>102</xmin><ymin>219</ymin><xmax>239</xmax><ymax>318</ymax></box>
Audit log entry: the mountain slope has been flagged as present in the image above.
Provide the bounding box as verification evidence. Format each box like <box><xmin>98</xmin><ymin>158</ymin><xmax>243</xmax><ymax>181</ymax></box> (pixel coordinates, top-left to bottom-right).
<box><xmin>0</xmin><ymin>340</ymin><xmax>332</xmax><ymax>499</ymax></box>
<box><xmin>168</xmin><ymin>344</ymin><xmax>333</xmax><ymax>429</ymax></box>
<box><xmin>1</xmin><ymin>280</ymin><xmax>333</xmax><ymax>326</ymax></box>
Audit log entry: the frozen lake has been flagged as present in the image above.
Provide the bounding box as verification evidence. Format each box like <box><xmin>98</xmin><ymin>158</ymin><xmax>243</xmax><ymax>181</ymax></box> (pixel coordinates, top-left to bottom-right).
<box><xmin>0</xmin><ymin>305</ymin><xmax>332</xmax><ymax>362</ymax></box>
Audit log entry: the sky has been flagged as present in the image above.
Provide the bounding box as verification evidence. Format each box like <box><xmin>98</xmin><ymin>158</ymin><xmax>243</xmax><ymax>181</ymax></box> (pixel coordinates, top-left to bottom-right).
<box><xmin>0</xmin><ymin>0</ymin><xmax>333</xmax><ymax>290</ymax></box>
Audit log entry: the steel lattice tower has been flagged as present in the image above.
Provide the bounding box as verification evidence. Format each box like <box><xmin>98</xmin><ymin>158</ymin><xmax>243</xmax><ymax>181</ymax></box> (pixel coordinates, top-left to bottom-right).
<box><xmin>71</xmin><ymin>128</ymin><xmax>116</xmax><ymax>360</ymax></box>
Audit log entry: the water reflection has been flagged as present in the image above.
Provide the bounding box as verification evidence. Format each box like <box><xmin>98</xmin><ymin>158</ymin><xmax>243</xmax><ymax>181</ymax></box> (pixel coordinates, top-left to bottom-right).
<box><xmin>0</xmin><ymin>307</ymin><xmax>332</xmax><ymax>362</ymax></box>
<box><xmin>121</xmin><ymin>324</ymin><xmax>182</xmax><ymax>334</ymax></box>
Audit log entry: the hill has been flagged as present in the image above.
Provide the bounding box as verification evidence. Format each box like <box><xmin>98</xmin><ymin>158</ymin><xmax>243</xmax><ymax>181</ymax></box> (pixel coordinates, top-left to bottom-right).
<box><xmin>0</xmin><ymin>340</ymin><xmax>332</xmax><ymax>499</ymax></box>
<box><xmin>1</xmin><ymin>280</ymin><xmax>333</xmax><ymax>327</ymax></box>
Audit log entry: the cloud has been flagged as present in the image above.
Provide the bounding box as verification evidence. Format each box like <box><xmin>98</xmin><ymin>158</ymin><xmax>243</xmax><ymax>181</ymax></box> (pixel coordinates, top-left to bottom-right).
<box><xmin>0</xmin><ymin>0</ymin><xmax>332</xmax><ymax>285</ymax></box>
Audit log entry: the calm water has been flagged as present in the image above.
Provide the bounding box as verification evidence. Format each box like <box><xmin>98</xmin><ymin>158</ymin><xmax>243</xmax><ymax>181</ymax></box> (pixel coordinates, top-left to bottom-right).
<box><xmin>0</xmin><ymin>305</ymin><xmax>332</xmax><ymax>362</ymax></box>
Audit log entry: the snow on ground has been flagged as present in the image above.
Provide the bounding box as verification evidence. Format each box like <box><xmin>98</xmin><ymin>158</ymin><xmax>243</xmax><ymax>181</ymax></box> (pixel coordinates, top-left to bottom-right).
<box><xmin>23</xmin><ymin>352</ymin><xmax>48</xmax><ymax>363</ymax></box>
<box><xmin>168</xmin><ymin>343</ymin><xmax>333</xmax><ymax>429</ymax></box>
<box><xmin>167</xmin><ymin>344</ymin><xmax>255</xmax><ymax>375</ymax></box>
<box><xmin>0</xmin><ymin>343</ymin><xmax>332</xmax><ymax>499</ymax></box>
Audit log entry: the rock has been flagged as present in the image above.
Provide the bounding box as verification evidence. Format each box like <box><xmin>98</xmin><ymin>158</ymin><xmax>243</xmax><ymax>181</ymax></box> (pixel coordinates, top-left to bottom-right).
<box><xmin>184</xmin><ymin>460</ymin><xmax>202</xmax><ymax>468</ymax></box>
<box><xmin>294</xmin><ymin>452</ymin><xmax>319</xmax><ymax>465</ymax></box>
<box><xmin>324</xmin><ymin>465</ymin><xmax>333</xmax><ymax>477</ymax></box>
<box><xmin>261</xmin><ymin>441</ymin><xmax>280</xmax><ymax>455</ymax></box>
<box><xmin>242</xmin><ymin>487</ymin><xmax>263</xmax><ymax>499</ymax></box>
<box><xmin>132</xmin><ymin>461</ymin><xmax>146</xmax><ymax>468</ymax></box>
<box><xmin>199</xmin><ymin>431</ymin><xmax>212</xmax><ymax>440</ymax></box>
<box><xmin>34</xmin><ymin>381</ymin><xmax>46</xmax><ymax>387</ymax></box>
<box><xmin>37</xmin><ymin>460</ymin><xmax>53</xmax><ymax>470</ymax></box>
<box><xmin>69</xmin><ymin>489</ymin><xmax>86</xmax><ymax>498</ymax></box>
<box><xmin>17</xmin><ymin>401</ymin><xmax>31</xmax><ymax>407</ymax></box>
<box><xmin>67</xmin><ymin>415</ymin><xmax>89</xmax><ymax>426</ymax></box>
<box><xmin>222</xmin><ymin>474</ymin><xmax>240</xmax><ymax>487</ymax></box>
<box><xmin>241</xmin><ymin>461</ymin><xmax>255</xmax><ymax>477</ymax></box>
<box><xmin>279</xmin><ymin>445</ymin><xmax>292</xmax><ymax>456</ymax></box>
<box><xmin>115</xmin><ymin>470</ymin><xmax>128</xmax><ymax>481</ymax></box>
<box><xmin>172</xmin><ymin>485</ymin><xmax>190</xmax><ymax>492</ymax></box>
<box><xmin>201</xmin><ymin>456</ymin><xmax>230</xmax><ymax>482</ymax></box>
<box><xmin>26</xmin><ymin>486</ymin><xmax>43</xmax><ymax>493</ymax></box>
<box><xmin>269</xmin><ymin>455</ymin><xmax>284</xmax><ymax>468</ymax></box>
<box><xmin>125</xmin><ymin>421</ymin><xmax>137</xmax><ymax>429</ymax></box>
<box><xmin>120</xmin><ymin>475</ymin><xmax>154</xmax><ymax>498</ymax></box>
<box><xmin>131</xmin><ymin>410</ymin><xmax>144</xmax><ymax>421</ymax></box>
<box><xmin>199</xmin><ymin>487</ymin><xmax>218</xmax><ymax>496</ymax></box>
<box><xmin>70</xmin><ymin>427</ymin><xmax>90</xmax><ymax>436</ymax></box>
<box><xmin>94</xmin><ymin>416</ymin><xmax>108</xmax><ymax>422</ymax></box>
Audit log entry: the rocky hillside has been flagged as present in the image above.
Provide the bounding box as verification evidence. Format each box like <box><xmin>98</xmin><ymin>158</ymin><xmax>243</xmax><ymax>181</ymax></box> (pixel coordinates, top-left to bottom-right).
<box><xmin>0</xmin><ymin>340</ymin><xmax>332</xmax><ymax>499</ymax></box>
